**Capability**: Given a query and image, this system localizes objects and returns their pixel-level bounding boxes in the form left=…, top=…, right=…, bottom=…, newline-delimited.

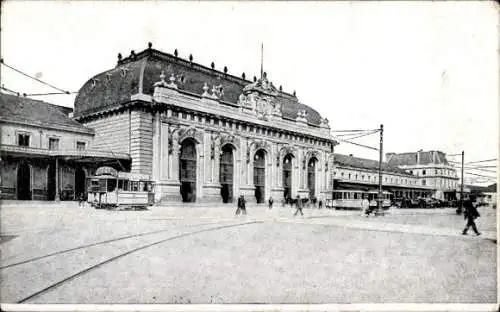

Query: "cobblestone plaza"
left=1, top=203, right=496, bottom=304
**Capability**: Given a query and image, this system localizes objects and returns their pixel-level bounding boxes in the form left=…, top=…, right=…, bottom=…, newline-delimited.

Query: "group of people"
left=235, top=194, right=316, bottom=216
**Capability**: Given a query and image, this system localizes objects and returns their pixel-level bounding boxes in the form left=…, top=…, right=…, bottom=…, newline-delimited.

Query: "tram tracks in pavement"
left=0, top=220, right=233, bottom=270
left=5, top=220, right=262, bottom=304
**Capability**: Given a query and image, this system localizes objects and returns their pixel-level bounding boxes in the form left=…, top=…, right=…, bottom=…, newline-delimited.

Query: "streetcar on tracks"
left=366, top=190, right=392, bottom=210
left=87, top=166, right=155, bottom=210
left=326, top=189, right=392, bottom=210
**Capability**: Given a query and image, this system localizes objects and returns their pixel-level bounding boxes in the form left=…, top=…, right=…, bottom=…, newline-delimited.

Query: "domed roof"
left=74, top=47, right=323, bottom=126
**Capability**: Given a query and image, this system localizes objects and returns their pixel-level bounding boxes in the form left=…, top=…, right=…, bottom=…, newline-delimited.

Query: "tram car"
left=366, top=190, right=392, bottom=210
left=329, top=190, right=365, bottom=210
left=326, top=189, right=393, bottom=210
left=87, top=166, right=155, bottom=210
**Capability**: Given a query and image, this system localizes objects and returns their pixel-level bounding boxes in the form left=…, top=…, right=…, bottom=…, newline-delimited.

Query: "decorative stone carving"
left=210, top=84, right=224, bottom=99
left=154, top=71, right=168, bottom=88
left=247, top=139, right=271, bottom=163
left=239, top=74, right=282, bottom=121
left=296, top=109, right=308, bottom=123
left=220, top=132, right=240, bottom=148
left=168, top=127, right=180, bottom=155
left=320, top=117, right=330, bottom=129
left=178, top=126, right=203, bottom=144
left=277, top=145, right=296, bottom=167
left=210, top=132, right=220, bottom=159
left=202, top=82, right=210, bottom=97
left=168, top=73, right=178, bottom=89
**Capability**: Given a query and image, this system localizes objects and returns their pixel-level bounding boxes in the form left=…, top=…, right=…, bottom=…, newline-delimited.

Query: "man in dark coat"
left=268, top=197, right=274, bottom=209
left=236, top=195, right=247, bottom=216
left=294, top=195, right=304, bottom=216
left=462, top=199, right=481, bottom=235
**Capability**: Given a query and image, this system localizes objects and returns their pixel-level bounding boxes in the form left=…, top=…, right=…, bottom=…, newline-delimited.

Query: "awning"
left=0, top=144, right=130, bottom=163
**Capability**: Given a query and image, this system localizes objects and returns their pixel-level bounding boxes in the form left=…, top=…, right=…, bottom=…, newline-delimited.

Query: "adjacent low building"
left=332, top=153, right=433, bottom=199
left=0, top=93, right=129, bottom=201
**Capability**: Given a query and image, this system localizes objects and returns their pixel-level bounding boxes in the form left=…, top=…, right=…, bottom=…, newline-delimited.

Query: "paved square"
left=0, top=202, right=497, bottom=303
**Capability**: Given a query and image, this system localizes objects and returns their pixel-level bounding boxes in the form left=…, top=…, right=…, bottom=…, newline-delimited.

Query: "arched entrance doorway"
left=75, top=167, right=86, bottom=199
left=220, top=144, right=234, bottom=203
left=253, top=149, right=266, bottom=204
left=17, top=163, right=31, bottom=200
left=179, top=139, right=197, bottom=202
left=307, top=157, right=317, bottom=200
left=283, top=154, right=293, bottom=202
left=47, top=164, right=56, bottom=200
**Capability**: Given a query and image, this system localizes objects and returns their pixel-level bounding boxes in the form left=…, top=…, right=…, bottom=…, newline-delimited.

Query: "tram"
left=328, top=190, right=365, bottom=210
left=87, top=166, right=155, bottom=210
left=366, top=190, right=392, bottom=210
left=326, top=189, right=392, bottom=210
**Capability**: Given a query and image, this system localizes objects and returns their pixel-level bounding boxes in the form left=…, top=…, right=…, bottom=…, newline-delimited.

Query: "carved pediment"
left=178, top=126, right=203, bottom=144
left=220, top=133, right=240, bottom=147
left=242, top=74, right=279, bottom=96
left=239, top=74, right=282, bottom=121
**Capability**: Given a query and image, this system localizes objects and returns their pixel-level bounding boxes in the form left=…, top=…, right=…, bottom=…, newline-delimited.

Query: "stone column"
left=152, top=113, right=161, bottom=181
left=55, top=158, right=60, bottom=202
left=160, top=122, right=169, bottom=180
left=155, top=125, right=181, bottom=203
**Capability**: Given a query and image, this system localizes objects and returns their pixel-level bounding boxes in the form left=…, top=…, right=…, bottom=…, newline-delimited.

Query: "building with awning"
left=332, top=153, right=434, bottom=199
left=0, top=93, right=130, bottom=200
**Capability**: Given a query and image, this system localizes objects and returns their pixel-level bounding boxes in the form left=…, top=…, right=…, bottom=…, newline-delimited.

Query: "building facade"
left=332, top=153, right=433, bottom=199
left=0, top=93, right=129, bottom=201
left=386, top=150, right=459, bottom=200
left=73, top=45, right=337, bottom=204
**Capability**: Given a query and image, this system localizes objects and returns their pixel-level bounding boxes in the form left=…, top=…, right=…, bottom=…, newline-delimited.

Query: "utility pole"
left=377, top=124, right=384, bottom=215
left=459, top=150, right=464, bottom=214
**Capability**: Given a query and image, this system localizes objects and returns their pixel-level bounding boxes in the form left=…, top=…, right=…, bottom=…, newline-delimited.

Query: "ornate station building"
left=73, top=44, right=337, bottom=204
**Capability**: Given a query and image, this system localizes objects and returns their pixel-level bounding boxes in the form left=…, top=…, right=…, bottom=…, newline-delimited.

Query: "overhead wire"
left=0, top=85, right=22, bottom=95
left=463, top=172, right=497, bottom=179
left=1, top=58, right=71, bottom=94
left=26, top=92, right=78, bottom=96
left=466, top=159, right=497, bottom=165
left=331, top=128, right=380, bottom=133
left=342, top=130, right=379, bottom=141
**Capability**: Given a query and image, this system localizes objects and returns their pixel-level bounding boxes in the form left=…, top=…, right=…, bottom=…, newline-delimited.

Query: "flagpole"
left=260, top=43, right=264, bottom=79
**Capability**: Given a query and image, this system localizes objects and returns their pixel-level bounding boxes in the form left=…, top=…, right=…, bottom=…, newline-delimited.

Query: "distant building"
left=332, top=153, right=433, bottom=199
left=0, top=93, right=128, bottom=201
left=483, top=183, right=497, bottom=206
left=386, top=150, right=459, bottom=200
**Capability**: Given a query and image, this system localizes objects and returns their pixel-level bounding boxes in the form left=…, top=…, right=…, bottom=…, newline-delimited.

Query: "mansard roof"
left=0, top=92, right=92, bottom=133
left=74, top=46, right=322, bottom=126
left=386, top=150, right=450, bottom=166
left=334, top=153, right=412, bottom=175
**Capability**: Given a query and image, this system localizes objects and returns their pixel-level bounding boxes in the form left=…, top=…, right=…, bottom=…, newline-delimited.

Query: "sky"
left=1, top=1, right=498, bottom=185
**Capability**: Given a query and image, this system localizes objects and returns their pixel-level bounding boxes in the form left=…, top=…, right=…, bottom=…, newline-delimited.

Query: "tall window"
left=49, top=138, right=59, bottom=150
left=77, top=141, right=86, bottom=150
left=18, top=133, right=30, bottom=147
left=422, top=170, right=426, bottom=175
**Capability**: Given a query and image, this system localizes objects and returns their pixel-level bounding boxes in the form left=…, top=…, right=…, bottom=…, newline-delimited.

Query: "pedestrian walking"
left=318, top=198, right=323, bottom=209
left=268, top=197, right=274, bottom=209
left=236, top=195, right=247, bottom=216
left=462, top=198, right=481, bottom=236
left=78, top=193, right=85, bottom=208
left=294, top=195, right=304, bottom=216
left=361, top=195, right=370, bottom=216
